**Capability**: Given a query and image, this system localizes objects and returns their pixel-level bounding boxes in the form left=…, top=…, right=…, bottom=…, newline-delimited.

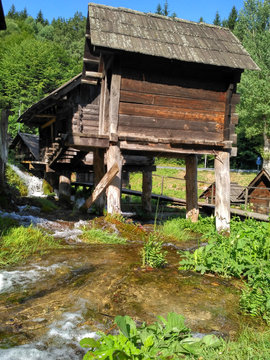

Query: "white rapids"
left=9, top=164, right=44, bottom=197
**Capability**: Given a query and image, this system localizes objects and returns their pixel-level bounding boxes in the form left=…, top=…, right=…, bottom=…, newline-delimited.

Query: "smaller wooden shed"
left=10, top=132, right=39, bottom=162
left=238, top=169, right=270, bottom=215
left=199, top=182, right=244, bottom=205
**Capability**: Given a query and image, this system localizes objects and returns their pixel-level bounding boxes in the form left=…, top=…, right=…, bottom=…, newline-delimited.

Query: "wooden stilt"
left=93, top=148, right=106, bottom=214
left=106, top=143, right=122, bottom=214
left=59, top=172, right=71, bottom=202
left=215, top=151, right=230, bottom=234
left=142, top=170, right=152, bottom=215
left=185, top=155, right=199, bottom=222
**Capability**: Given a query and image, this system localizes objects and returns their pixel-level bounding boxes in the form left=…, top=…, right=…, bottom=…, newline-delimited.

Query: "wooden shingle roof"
left=88, top=3, right=259, bottom=71
left=10, top=132, right=39, bottom=160
left=238, top=169, right=270, bottom=199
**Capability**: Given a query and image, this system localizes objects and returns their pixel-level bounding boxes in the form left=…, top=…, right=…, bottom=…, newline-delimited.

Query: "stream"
left=0, top=167, right=262, bottom=359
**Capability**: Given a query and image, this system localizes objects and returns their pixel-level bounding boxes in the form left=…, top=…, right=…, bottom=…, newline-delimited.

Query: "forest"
left=0, top=0, right=269, bottom=170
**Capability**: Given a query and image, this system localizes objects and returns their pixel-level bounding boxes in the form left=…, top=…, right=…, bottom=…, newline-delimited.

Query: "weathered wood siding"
left=118, top=69, right=228, bottom=143
left=72, top=103, right=99, bottom=135
left=250, top=180, right=270, bottom=215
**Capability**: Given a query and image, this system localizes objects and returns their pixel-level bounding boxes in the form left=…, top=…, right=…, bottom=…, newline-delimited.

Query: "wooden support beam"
left=185, top=155, right=199, bottom=222
left=142, top=170, right=152, bottom=215
left=59, top=172, right=71, bottom=202
left=85, top=71, right=104, bottom=79
left=106, top=143, right=123, bottom=214
left=215, top=151, right=230, bottom=234
left=109, top=68, right=121, bottom=137
left=41, top=117, right=56, bottom=129
left=84, top=162, right=119, bottom=209
left=93, top=148, right=106, bottom=214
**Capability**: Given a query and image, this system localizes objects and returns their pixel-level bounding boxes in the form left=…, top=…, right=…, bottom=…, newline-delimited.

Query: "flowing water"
left=0, top=171, right=263, bottom=359
left=9, top=165, right=44, bottom=197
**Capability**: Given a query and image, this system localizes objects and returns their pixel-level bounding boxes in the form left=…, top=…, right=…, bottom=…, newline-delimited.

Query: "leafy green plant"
left=141, top=233, right=167, bottom=268
left=179, top=218, right=270, bottom=322
left=80, top=312, right=221, bottom=359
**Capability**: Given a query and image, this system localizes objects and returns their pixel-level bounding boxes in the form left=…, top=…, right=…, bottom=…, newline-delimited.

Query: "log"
left=84, top=162, right=119, bottom=209
left=59, top=173, right=71, bottom=202
left=185, top=155, right=199, bottom=222
left=109, top=69, right=121, bottom=136
left=142, top=170, right=152, bottom=215
left=215, top=151, right=230, bottom=233
left=106, top=143, right=123, bottom=214
left=93, top=148, right=106, bottom=214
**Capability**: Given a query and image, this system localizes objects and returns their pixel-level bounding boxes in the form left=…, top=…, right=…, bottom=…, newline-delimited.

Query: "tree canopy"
left=0, top=5, right=86, bottom=136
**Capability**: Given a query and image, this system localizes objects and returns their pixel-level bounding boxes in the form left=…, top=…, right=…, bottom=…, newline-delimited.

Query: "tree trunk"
left=185, top=155, right=199, bottom=222
left=106, top=143, right=123, bottom=214
left=215, top=151, right=230, bottom=234
left=263, top=133, right=270, bottom=173
left=0, top=110, right=8, bottom=190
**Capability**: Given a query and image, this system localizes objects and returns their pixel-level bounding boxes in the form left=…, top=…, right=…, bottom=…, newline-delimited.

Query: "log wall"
left=119, top=74, right=227, bottom=143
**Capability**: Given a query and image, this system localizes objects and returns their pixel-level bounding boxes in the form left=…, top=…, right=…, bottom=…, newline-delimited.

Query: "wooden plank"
left=119, top=102, right=225, bottom=124
left=121, top=78, right=226, bottom=102
left=84, top=162, right=119, bottom=209
left=41, top=117, right=56, bottom=129
left=109, top=70, right=121, bottom=136
left=81, top=79, right=98, bottom=85
left=119, top=114, right=223, bottom=133
left=223, top=84, right=234, bottom=141
left=119, top=129, right=222, bottom=142
left=120, top=90, right=226, bottom=112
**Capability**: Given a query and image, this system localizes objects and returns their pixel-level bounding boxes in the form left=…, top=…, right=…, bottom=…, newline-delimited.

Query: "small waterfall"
left=9, top=164, right=44, bottom=197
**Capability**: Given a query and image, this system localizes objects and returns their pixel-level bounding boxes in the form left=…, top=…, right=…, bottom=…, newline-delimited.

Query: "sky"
left=2, top=0, right=245, bottom=25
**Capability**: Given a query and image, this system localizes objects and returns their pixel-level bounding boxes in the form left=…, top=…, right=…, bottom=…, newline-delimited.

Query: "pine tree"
left=227, top=6, right=238, bottom=30
left=213, top=11, right=221, bottom=26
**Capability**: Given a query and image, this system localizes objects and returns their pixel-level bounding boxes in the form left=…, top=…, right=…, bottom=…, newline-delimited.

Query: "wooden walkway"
left=122, top=188, right=269, bottom=222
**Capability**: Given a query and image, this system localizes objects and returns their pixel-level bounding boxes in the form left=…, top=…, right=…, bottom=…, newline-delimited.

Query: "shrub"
left=141, top=233, right=167, bottom=268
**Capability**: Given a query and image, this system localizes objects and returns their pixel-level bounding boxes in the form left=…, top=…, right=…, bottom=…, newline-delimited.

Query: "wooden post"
left=106, top=60, right=122, bottom=214
left=93, top=148, right=106, bottom=214
left=185, top=155, right=199, bottom=222
left=0, top=110, right=8, bottom=190
left=244, top=188, right=248, bottom=210
left=106, top=143, right=123, bottom=214
left=214, top=151, right=230, bottom=234
left=59, top=172, right=71, bottom=202
left=142, top=170, right=152, bottom=215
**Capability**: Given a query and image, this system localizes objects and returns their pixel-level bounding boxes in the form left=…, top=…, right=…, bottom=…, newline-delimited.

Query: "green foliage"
left=0, top=216, right=19, bottom=236
left=213, top=11, right=221, bottom=26
left=0, top=225, right=61, bottom=267
left=80, top=227, right=126, bottom=245
left=5, top=164, right=28, bottom=196
left=80, top=312, right=221, bottom=359
left=0, top=5, right=85, bottom=137
left=141, top=233, right=167, bottom=268
left=234, top=0, right=270, bottom=167
left=179, top=217, right=270, bottom=322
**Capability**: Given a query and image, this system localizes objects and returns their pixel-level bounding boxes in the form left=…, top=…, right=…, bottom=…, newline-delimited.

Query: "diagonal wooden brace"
left=83, top=162, right=119, bottom=209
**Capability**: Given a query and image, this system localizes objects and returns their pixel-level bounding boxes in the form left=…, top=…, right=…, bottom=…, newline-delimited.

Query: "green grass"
left=0, top=225, right=62, bottom=267
left=195, top=328, right=270, bottom=360
left=80, top=227, right=126, bottom=244
left=5, top=165, right=28, bottom=196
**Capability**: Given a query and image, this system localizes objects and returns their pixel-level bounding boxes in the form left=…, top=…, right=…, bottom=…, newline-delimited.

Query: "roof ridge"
left=88, top=2, right=230, bottom=31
